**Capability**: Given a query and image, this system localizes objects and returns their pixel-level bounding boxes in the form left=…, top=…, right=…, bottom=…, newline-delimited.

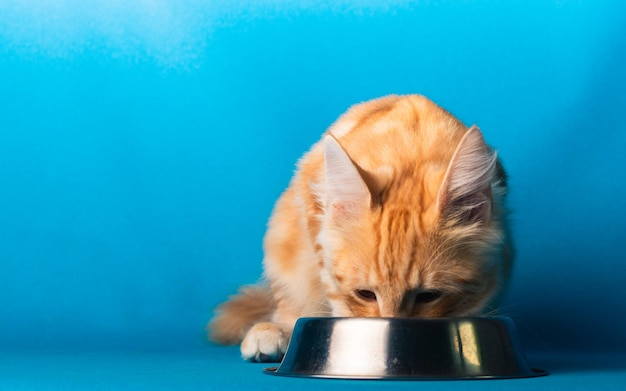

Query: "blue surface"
left=1, top=348, right=625, bottom=390
left=1, top=1, right=625, bottom=389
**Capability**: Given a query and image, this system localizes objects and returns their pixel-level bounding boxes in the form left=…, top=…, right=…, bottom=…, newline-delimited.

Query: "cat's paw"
left=240, top=322, right=290, bottom=362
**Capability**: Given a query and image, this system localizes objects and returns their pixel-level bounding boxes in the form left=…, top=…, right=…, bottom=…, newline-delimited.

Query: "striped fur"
left=208, top=95, right=512, bottom=361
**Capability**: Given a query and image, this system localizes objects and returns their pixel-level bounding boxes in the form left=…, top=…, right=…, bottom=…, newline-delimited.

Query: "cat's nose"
left=377, top=301, right=400, bottom=317
left=391, top=308, right=413, bottom=318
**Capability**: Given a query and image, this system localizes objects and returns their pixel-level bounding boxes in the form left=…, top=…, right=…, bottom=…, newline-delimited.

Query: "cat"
left=208, top=94, right=512, bottom=362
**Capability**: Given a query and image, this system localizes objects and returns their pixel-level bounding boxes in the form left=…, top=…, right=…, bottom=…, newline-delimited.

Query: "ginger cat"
left=209, top=95, right=512, bottom=362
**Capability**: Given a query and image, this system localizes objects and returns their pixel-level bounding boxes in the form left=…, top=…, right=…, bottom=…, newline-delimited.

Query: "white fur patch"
left=240, top=322, right=289, bottom=362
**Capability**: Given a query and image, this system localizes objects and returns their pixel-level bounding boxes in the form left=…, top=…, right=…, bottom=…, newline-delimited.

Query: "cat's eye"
left=355, top=289, right=377, bottom=302
left=415, top=290, right=442, bottom=304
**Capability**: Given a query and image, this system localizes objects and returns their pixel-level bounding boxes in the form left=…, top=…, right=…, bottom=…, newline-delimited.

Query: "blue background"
left=1, top=1, right=625, bottom=389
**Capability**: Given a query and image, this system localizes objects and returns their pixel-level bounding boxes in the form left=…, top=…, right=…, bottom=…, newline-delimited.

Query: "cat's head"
left=316, top=104, right=509, bottom=318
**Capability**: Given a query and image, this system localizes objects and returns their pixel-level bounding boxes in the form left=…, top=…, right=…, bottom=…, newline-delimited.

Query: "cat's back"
left=298, top=95, right=470, bottom=195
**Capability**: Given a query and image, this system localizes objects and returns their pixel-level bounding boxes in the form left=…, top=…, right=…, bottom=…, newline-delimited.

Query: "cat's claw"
left=241, top=322, right=289, bottom=363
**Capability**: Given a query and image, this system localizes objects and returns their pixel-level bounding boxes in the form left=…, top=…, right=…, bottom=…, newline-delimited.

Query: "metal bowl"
left=264, top=317, right=546, bottom=380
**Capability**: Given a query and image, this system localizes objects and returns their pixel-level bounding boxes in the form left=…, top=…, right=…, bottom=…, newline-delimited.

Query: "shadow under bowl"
left=264, top=316, right=546, bottom=380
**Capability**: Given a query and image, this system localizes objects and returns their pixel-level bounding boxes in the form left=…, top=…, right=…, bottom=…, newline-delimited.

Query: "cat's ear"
left=323, top=135, right=371, bottom=219
left=437, top=125, right=497, bottom=224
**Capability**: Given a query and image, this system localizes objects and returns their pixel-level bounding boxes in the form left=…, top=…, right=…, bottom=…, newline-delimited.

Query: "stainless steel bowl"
left=264, top=317, right=546, bottom=380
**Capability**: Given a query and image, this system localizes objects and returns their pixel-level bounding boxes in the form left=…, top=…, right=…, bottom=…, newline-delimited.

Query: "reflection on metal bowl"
left=264, top=317, right=546, bottom=380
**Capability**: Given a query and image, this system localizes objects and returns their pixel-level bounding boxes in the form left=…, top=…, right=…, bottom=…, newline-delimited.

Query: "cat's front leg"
left=240, top=322, right=291, bottom=362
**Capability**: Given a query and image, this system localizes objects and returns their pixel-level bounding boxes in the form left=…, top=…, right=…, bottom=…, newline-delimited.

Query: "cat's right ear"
left=323, top=135, right=371, bottom=220
left=436, top=125, right=497, bottom=224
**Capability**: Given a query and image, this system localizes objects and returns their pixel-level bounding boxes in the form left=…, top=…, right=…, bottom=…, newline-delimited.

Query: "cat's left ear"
left=323, top=135, right=372, bottom=220
left=437, top=125, right=497, bottom=224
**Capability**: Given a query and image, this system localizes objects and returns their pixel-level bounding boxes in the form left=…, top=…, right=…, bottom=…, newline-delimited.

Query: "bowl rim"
left=263, top=366, right=548, bottom=380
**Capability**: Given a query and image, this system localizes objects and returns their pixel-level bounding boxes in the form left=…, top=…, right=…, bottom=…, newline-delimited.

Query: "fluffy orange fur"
left=209, top=95, right=512, bottom=361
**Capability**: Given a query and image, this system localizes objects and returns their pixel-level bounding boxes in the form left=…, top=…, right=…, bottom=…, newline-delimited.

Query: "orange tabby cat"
left=209, top=95, right=512, bottom=362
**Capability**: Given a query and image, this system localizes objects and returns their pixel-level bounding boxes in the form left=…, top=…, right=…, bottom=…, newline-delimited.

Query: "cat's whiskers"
left=305, top=298, right=334, bottom=317
left=484, top=302, right=522, bottom=317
